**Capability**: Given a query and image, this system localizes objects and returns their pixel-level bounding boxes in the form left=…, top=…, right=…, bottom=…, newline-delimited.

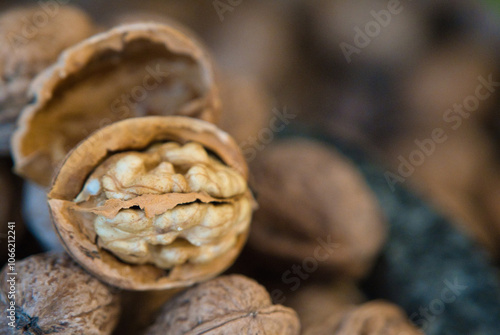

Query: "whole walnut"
left=145, top=274, right=300, bottom=335
left=249, top=138, right=386, bottom=279
left=0, top=5, right=97, bottom=154
left=0, top=252, right=121, bottom=335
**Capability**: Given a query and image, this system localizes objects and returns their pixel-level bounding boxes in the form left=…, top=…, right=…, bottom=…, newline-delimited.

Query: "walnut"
left=328, top=301, right=423, bottom=335
left=249, top=138, right=386, bottom=279
left=12, top=21, right=220, bottom=187
left=0, top=252, right=120, bottom=335
left=145, top=274, right=300, bottom=335
left=0, top=5, right=96, bottom=154
left=48, top=116, right=254, bottom=290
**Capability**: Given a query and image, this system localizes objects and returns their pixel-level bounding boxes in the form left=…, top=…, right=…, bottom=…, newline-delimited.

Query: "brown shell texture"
left=0, top=252, right=121, bottom=335
left=48, top=116, right=253, bottom=290
left=0, top=5, right=96, bottom=154
left=328, top=301, right=423, bottom=335
left=218, top=73, right=272, bottom=145
left=12, top=21, right=220, bottom=186
left=286, top=281, right=365, bottom=334
left=145, top=274, right=300, bottom=335
left=249, top=138, right=387, bottom=279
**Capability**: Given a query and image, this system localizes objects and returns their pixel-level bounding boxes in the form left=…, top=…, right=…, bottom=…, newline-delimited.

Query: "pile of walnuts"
left=0, top=4, right=423, bottom=335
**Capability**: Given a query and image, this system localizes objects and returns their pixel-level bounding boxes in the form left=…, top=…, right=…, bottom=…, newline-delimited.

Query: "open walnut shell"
left=48, top=116, right=253, bottom=290
left=12, top=22, right=220, bottom=187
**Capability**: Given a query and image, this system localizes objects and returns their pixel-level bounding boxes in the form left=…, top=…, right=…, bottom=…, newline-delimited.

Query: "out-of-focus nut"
left=0, top=5, right=96, bottom=154
left=145, top=274, right=300, bottom=335
left=249, top=138, right=386, bottom=279
left=330, top=301, right=423, bottom=335
left=286, top=281, right=365, bottom=334
left=48, top=116, right=254, bottom=290
left=218, top=74, right=273, bottom=145
left=12, top=22, right=220, bottom=186
left=385, top=125, right=500, bottom=256
left=0, top=252, right=121, bottom=335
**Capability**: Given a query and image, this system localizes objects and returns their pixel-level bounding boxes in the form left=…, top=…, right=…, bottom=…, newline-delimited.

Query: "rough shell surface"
left=145, top=274, right=300, bottom=335
left=0, top=252, right=120, bottom=335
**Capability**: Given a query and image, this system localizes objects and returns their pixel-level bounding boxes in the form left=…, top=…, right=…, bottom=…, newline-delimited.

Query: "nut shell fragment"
left=12, top=22, right=220, bottom=186
left=145, top=274, right=300, bottom=335
left=48, top=116, right=252, bottom=290
left=0, top=252, right=120, bottom=335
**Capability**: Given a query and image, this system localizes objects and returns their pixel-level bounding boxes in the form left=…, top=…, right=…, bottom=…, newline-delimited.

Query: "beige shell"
left=0, top=5, right=96, bottom=154
left=249, top=138, right=386, bottom=279
left=145, top=274, right=300, bottom=335
left=48, top=116, right=253, bottom=290
left=0, top=252, right=121, bottom=335
left=12, top=22, right=220, bottom=187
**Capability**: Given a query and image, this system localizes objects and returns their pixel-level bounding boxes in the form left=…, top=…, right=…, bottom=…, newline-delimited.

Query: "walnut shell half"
left=12, top=22, right=220, bottom=187
left=48, top=116, right=253, bottom=290
left=145, top=274, right=300, bottom=335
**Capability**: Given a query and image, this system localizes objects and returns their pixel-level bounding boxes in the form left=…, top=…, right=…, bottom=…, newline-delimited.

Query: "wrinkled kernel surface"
left=74, top=142, right=250, bottom=268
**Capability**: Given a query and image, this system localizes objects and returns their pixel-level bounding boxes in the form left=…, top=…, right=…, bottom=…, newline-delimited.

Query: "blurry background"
left=1, top=0, right=500, bottom=272
left=1, top=0, right=500, bottom=263
left=0, top=1, right=499, bottom=333
left=30, top=0, right=500, bottom=259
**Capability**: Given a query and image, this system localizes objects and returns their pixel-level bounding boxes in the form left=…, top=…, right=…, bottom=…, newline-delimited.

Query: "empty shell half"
left=12, top=22, right=220, bottom=186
